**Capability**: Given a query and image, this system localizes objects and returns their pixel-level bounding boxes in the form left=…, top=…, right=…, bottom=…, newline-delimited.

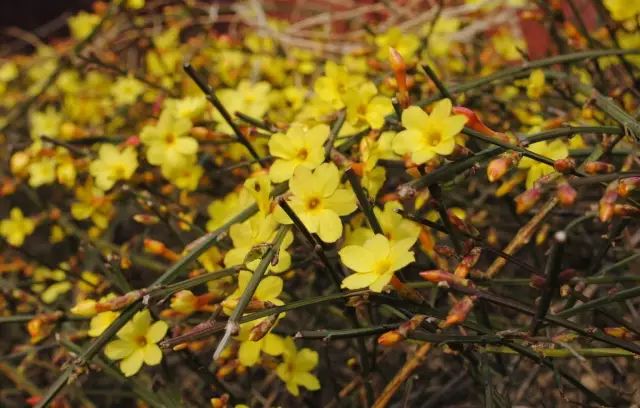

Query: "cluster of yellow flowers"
left=1, top=0, right=639, bottom=406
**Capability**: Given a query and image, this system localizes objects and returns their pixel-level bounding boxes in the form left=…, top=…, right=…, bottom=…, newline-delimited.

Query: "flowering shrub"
left=1, top=0, right=640, bottom=407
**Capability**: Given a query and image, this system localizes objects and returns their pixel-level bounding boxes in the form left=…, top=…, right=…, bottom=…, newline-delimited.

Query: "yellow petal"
left=315, top=163, right=340, bottom=197
left=363, top=234, right=390, bottom=258
left=430, top=98, right=452, bottom=121
left=255, top=275, right=283, bottom=301
left=268, top=132, right=295, bottom=159
left=295, top=372, right=321, bottom=391
left=289, top=166, right=313, bottom=197
left=339, top=245, right=375, bottom=272
left=263, top=334, right=285, bottom=356
left=105, top=339, right=135, bottom=360
left=401, top=106, right=429, bottom=130
left=392, top=129, right=422, bottom=155
left=323, top=189, right=357, bottom=215
left=341, top=271, right=379, bottom=290
left=316, top=209, right=343, bottom=243
left=120, top=348, right=144, bottom=377
left=294, top=348, right=318, bottom=372
left=143, top=344, right=163, bottom=365
left=369, top=272, right=394, bottom=292
left=269, top=159, right=298, bottom=183
left=145, top=320, right=168, bottom=343
left=238, top=340, right=262, bottom=366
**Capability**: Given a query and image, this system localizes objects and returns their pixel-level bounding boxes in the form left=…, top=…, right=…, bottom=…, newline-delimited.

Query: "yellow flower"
left=126, top=0, right=145, bottom=9
left=206, top=191, right=251, bottom=232
left=71, top=181, right=113, bottom=229
left=268, top=123, right=329, bottom=183
left=0, top=208, right=35, bottom=246
left=313, top=61, right=364, bottom=110
left=224, top=214, right=293, bottom=273
left=30, top=106, right=62, bottom=140
left=274, top=163, right=357, bottom=243
left=343, top=81, right=392, bottom=130
left=89, top=144, right=138, bottom=191
left=166, top=96, right=207, bottom=120
left=31, top=266, right=72, bottom=304
left=604, top=0, right=640, bottom=21
left=222, top=270, right=284, bottom=315
left=526, top=69, right=546, bottom=99
left=111, top=75, right=145, bottom=106
left=339, top=234, right=415, bottom=292
left=276, top=337, right=321, bottom=396
left=140, top=108, right=198, bottom=171
left=216, top=81, right=271, bottom=134
left=28, top=157, right=57, bottom=187
left=244, top=173, right=272, bottom=215
left=518, top=140, right=568, bottom=188
left=68, top=11, right=100, bottom=41
left=375, top=27, right=420, bottom=61
left=104, top=309, right=168, bottom=377
left=392, top=100, right=467, bottom=164
left=235, top=325, right=285, bottom=367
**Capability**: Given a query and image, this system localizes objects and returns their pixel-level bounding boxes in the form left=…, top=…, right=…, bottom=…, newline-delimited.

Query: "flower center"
left=297, top=148, right=308, bottom=160
left=426, top=130, right=441, bottom=146
left=135, top=335, right=147, bottom=347
left=373, top=259, right=391, bottom=275
left=166, top=132, right=176, bottom=145
left=306, top=197, right=321, bottom=211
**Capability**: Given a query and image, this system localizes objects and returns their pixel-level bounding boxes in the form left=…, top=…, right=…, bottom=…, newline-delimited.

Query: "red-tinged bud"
left=599, top=183, right=618, bottom=222
left=530, top=274, right=546, bottom=289
left=210, top=394, right=230, bottom=408
left=584, top=161, right=615, bottom=174
left=604, top=327, right=636, bottom=340
left=613, top=204, right=640, bottom=217
left=556, top=182, right=577, bottom=207
left=434, top=245, right=456, bottom=258
left=419, top=270, right=469, bottom=286
left=389, top=47, right=409, bottom=108
left=448, top=212, right=479, bottom=237
left=553, top=158, right=576, bottom=174
left=514, top=187, right=542, bottom=214
left=618, top=177, right=640, bottom=197
left=124, top=135, right=140, bottom=146
left=447, top=144, right=473, bottom=160
left=441, top=296, right=476, bottom=328
left=133, top=214, right=160, bottom=225
left=249, top=313, right=279, bottom=341
left=487, top=157, right=510, bottom=183
left=144, top=238, right=179, bottom=261
left=455, top=247, right=481, bottom=278
left=558, top=268, right=577, bottom=284
left=378, top=330, right=405, bottom=346
left=452, top=106, right=511, bottom=142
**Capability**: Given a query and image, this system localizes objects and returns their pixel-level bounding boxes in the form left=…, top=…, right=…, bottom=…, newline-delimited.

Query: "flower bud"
left=584, top=161, right=615, bottom=174
left=441, top=296, right=476, bottom=328
left=514, top=187, right=541, bottom=214
left=377, top=330, right=405, bottom=346
left=556, top=182, right=577, bottom=207
left=613, top=204, right=640, bottom=217
left=487, top=157, right=510, bottom=183
left=71, top=299, right=98, bottom=317
left=133, top=213, right=160, bottom=225
left=553, top=158, right=575, bottom=174
left=419, top=269, right=469, bottom=286
left=599, top=183, right=618, bottom=222
left=618, top=177, right=640, bottom=197
left=249, top=313, right=279, bottom=341
left=389, top=47, right=409, bottom=108
left=454, top=247, right=481, bottom=279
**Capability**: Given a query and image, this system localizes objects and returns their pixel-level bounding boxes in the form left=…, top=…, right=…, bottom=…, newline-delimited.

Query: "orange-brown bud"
left=441, top=296, right=476, bottom=328
left=377, top=330, right=405, bottom=346
left=584, top=161, right=615, bottom=174
left=604, top=327, right=636, bottom=340
left=133, top=214, right=160, bottom=225
left=553, top=158, right=576, bottom=174
left=419, top=269, right=469, bottom=286
left=515, top=187, right=542, bottom=214
left=454, top=247, right=481, bottom=278
left=613, top=204, right=640, bottom=217
left=248, top=313, right=279, bottom=341
left=618, top=177, right=640, bottom=197
left=487, top=157, right=510, bottom=183
left=556, top=182, right=577, bottom=207
left=599, top=182, right=618, bottom=222
left=144, top=238, right=179, bottom=261
left=389, top=47, right=409, bottom=108
left=434, top=245, right=456, bottom=258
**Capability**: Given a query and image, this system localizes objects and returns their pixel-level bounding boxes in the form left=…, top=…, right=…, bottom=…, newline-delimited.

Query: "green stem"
left=213, top=225, right=290, bottom=359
